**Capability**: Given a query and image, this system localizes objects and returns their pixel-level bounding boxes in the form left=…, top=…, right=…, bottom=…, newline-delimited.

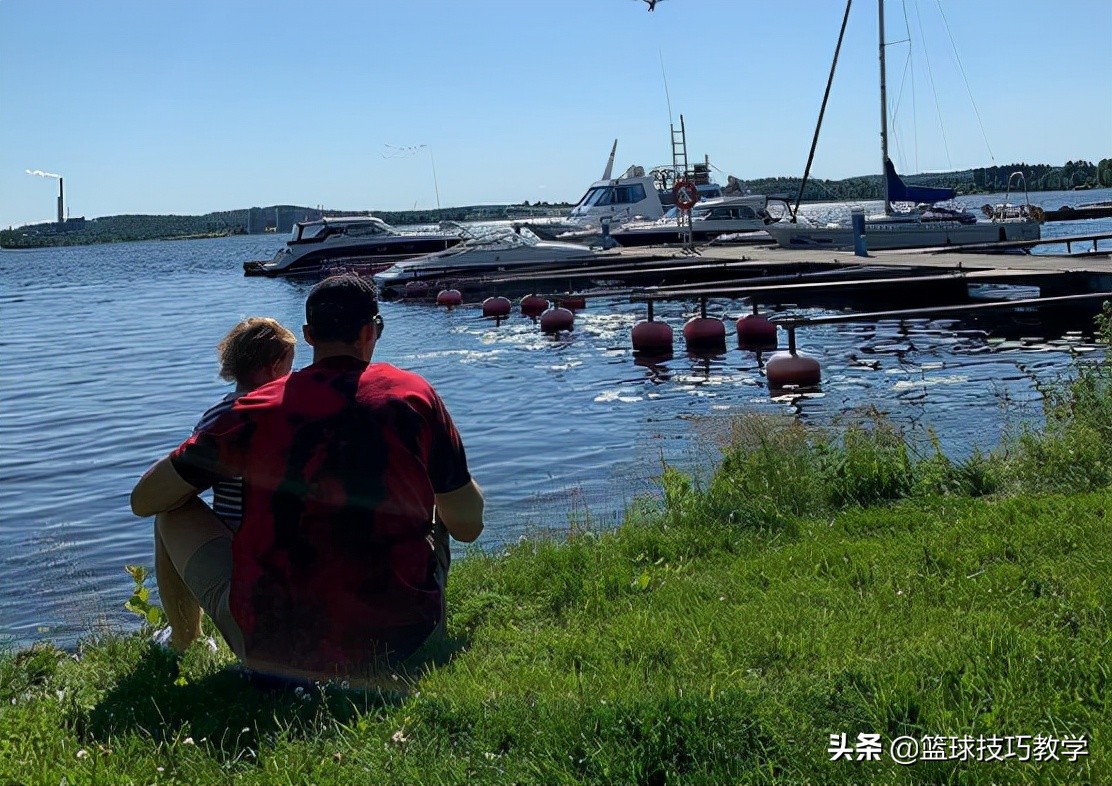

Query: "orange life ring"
left=673, top=179, right=700, bottom=211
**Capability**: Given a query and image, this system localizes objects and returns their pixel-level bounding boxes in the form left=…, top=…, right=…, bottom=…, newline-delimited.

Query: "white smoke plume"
left=26, top=169, right=62, bottom=179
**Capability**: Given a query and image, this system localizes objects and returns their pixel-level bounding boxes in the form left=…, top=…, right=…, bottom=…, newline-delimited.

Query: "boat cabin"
left=287, top=216, right=397, bottom=245
left=568, top=168, right=662, bottom=224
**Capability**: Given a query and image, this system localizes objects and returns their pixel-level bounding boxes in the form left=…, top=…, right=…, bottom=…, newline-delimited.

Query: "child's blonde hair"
left=216, top=317, right=296, bottom=385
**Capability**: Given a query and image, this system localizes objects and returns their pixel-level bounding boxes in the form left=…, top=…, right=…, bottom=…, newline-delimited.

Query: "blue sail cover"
left=884, top=158, right=955, bottom=204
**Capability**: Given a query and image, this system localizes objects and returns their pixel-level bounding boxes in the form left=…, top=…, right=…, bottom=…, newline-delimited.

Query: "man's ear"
left=302, top=324, right=315, bottom=346
left=359, top=321, right=376, bottom=345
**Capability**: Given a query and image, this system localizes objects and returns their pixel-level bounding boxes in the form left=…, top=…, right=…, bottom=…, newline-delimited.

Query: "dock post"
left=852, top=208, right=868, bottom=257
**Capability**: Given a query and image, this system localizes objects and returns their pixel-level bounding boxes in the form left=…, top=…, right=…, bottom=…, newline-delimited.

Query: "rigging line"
left=658, top=48, right=674, bottom=127
left=915, top=0, right=952, bottom=170
left=793, top=0, right=853, bottom=220
left=903, top=0, right=919, bottom=172
left=935, top=0, right=994, bottom=164
left=890, top=51, right=913, bottom=172
left=888, top=3, right=913, bottom=173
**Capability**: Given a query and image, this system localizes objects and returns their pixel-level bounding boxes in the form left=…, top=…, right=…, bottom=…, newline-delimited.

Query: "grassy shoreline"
left=3, top=314, right=1109, bottom=784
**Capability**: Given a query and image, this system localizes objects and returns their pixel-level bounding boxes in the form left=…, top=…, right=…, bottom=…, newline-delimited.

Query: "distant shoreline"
left=3, top=160, right=1109, bottom=250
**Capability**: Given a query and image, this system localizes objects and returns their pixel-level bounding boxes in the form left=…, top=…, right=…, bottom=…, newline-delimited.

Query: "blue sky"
left=1, top=0, right=1109, bottom=228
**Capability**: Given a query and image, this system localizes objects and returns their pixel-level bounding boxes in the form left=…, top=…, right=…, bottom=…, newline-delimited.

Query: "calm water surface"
left=1, top=188, right=1109, bottom=648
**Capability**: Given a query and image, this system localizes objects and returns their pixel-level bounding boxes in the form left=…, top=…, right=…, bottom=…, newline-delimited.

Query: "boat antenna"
left=601, top=139, right=618, bottom=180
left=659, top=48, right=674, bottom=125
left=793, top=0, right=853, bottom=221
left=428, top=147, right=442, bottom=212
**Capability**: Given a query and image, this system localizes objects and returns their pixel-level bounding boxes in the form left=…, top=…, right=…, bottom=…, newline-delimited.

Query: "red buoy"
left=632, top=320, right=674, bottom=353
left=539, top=306, right=574, bottom=334
left=736, top=313, right=778, bottom=350
left=520, top=294, right=549, bottom=318
left=482, top=296, right=512, bottom=318
left=683, top=317, right=727, bottom=351
left=436, top=289, right=463, bottom=307
left=765, top=351, right=821, bottom=389
left=404, top=280, right=430, bottom=299
left=558, top=295, right=587, bottom=311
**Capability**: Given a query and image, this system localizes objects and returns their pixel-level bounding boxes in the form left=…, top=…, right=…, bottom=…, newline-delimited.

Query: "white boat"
left=243, top=216, right=462, bottom=278
left=373, top=227, right=602, bottom=295
left=611, top=195, right=779, bottom=247
left=518, top=137, right=725, bottom=244
left=768, top=0, right=1041, bottom=252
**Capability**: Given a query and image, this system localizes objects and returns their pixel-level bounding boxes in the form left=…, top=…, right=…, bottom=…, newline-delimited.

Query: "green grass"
left=3, top=310, right=1110, bottom=785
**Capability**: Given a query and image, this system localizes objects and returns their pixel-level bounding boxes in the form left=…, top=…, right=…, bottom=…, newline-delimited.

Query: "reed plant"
left=2, top=304, right=1109, bottom=784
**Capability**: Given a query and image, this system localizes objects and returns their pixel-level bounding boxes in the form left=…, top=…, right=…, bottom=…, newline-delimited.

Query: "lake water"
left=1, top=188, right=1109, bottom=649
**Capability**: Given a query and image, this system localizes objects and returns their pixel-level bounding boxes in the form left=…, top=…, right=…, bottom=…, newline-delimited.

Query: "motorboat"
left=516, top=136, right=726, bottom=245
left=611, top=195, right=779, bottom=247
left=242, top=216, right=462, bottom=277
left=768, top=0, right=1041, bottom=252
left=373, top=227, right=603, bottom=296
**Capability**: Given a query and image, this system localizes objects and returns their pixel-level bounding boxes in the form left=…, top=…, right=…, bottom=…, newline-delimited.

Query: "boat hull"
left=766, top=219, right=1040, bottom=251
left=244, top=236, right=461, bottom=278
left=612, top=225, right=770, bottom=247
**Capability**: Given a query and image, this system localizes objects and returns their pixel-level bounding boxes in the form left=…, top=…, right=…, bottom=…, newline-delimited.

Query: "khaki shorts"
left=182, top=534, right=246, bottom=657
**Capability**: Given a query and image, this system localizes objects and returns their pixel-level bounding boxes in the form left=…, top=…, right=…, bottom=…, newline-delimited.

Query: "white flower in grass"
left=75, top=749, right=89, bottom=759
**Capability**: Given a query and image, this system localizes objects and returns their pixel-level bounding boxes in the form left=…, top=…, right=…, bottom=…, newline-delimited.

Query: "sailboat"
left=766, top=0, right=1042, bottom=252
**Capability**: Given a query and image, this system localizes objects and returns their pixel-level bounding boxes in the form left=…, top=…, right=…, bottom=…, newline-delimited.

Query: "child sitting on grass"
left=154, top=317, right=296, bottom=651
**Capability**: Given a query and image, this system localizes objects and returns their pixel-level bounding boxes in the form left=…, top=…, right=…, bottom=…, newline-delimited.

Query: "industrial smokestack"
left=26, top=169, right=65, bottom=224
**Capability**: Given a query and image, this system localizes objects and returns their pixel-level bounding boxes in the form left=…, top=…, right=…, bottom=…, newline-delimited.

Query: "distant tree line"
left=974, top=159, right=1112, bottom=191
left=741, top=159, right=1111, bottom=203
left=2, top=159, right=1107, bottom=248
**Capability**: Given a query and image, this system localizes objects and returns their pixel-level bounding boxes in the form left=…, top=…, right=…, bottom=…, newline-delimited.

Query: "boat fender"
left=766, top=351, right=822, bottom=390
left=632, top=320, right=674, bottom=353
left=520, top=294, right=549, bottom=318
left=436, top=289, right=463, bottom=307
left=482, top=296, right=512, bottom=318
left=736, top=314, right=778, bottom=350
left=539, top=307, right=574, bottom=334
left=682, top=317, right=726, bottom=351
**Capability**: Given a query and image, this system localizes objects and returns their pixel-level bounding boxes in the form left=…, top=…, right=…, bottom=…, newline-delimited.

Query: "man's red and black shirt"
left=171, top=356, right=471, bottom=674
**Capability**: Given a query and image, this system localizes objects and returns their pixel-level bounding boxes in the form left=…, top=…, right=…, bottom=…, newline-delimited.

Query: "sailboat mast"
left=879, top=0, right=891, bottom=214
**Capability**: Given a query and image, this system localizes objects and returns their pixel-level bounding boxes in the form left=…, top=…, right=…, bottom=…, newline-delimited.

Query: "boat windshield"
left=338, top=220, right=393, bottom=237
left=291, top=218, right=396, bottom=242
left=573, top=183, right=648, bottom=209
left=456, top=228, right=538, bottom=249
left=292, top=222, right=328, bottom=242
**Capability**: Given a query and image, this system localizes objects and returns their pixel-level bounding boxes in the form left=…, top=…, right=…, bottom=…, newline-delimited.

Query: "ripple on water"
left=2, top=215, right=1110, bottom=646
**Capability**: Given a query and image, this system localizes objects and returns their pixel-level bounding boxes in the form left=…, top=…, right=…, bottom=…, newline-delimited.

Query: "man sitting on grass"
left=131, top=275, right=483, bottom=684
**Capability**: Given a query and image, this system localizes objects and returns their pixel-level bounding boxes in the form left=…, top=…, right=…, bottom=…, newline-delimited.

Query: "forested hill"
left=744, top=158, right=1112, bottom=203
left=2, top=159, right=1108, bottom=249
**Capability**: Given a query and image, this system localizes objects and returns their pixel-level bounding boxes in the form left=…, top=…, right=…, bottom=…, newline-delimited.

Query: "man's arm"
left=131, top=456, right=200, bottom=517
left=434, top=479, right=484, bottom=543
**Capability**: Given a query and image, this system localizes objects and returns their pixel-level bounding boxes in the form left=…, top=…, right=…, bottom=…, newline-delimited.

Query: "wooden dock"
left=394, top=230, right=1112, bottom=319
